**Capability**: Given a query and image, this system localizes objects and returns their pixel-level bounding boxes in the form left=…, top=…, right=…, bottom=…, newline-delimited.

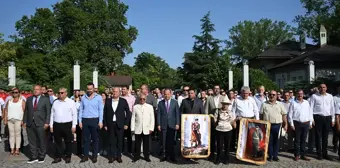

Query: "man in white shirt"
left=288, top=90, right=312, bottom=161
left=177, top=86, right=189, bottom=107
left=131, top=94, right=154, bottom=162
left=232, top=86, right=259, bottom=120
left=254, top=85, right=268, bottom=111
left=50, top=88, right=77, bottom=164
left=309, top=83, right=334, bottom=160
left=281, top=91, right=293, bottom=152
left=231, top=86, right=258, bottom=153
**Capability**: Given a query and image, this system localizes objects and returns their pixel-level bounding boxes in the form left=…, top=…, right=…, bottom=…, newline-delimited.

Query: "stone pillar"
left=93, top=67, right=98, bottom=88
left=8, top=61, right=16, bottom=86
left=228, top=68, right=233, bottom=90
left=73, top=60, right=80, bottom=90
left=243, top=60, right=249, bottom=87
left=308, top=60, right=315, bottom=83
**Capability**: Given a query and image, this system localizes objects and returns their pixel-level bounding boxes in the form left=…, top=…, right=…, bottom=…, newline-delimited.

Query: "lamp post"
left=93, top=67, right=98, bottom=88
left=228, top=67, right=233, bottom=90
left=243, top=60, right=249, bottom=87
left=73, top=60, right=80, bottom=90
left=8, top=61, right=16, bottom=86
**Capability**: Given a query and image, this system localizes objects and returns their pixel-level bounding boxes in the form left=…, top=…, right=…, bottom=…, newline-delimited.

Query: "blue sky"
left=0, top=0, right=306, bottom=68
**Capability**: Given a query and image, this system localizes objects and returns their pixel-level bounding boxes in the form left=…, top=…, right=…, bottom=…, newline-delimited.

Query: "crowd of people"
left=0, top=82, right=339, bottom=165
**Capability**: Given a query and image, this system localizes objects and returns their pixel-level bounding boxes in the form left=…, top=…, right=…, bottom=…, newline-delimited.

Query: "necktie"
left=166, top=101, right=170, bottom=112
left=33, top=96, right=38, bottom=110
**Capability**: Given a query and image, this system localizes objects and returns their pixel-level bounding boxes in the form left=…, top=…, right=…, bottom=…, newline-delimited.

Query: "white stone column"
left=243, top=60, right=249, bottom=87
left=93, top=67, right=98, bottom=88
left=228, top=68, right=233, bottom=90
left=308, top=60, right=315, bottom=83
left=8, top=61, right=16, bottom=86
left=73, top=60, right=80, bottom=90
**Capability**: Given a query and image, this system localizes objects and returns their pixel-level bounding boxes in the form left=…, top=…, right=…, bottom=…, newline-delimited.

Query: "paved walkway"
left=0, top=133, right=339, bottom=168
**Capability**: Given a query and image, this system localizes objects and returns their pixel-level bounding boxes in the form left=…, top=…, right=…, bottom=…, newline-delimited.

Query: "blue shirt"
left=78, top=93, right=104, bottom=124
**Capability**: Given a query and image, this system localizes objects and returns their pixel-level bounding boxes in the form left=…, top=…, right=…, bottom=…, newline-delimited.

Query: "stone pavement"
left=0, top=134, right=340, bottom=168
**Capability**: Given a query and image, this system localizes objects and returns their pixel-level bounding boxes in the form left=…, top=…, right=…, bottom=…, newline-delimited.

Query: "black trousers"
left=26, top=123, right=46, bottom=160
left=134, top=133, right=150, bottom=159
left=293, top=121, right=309, bottom=157
left=76, top=124, right=82, bottom=155
left=216, top=130, right=231, bottom=161
left=53, top=122, right=73, bottom=158
left=160, top=127, right=176, bottom=158
left=314, top=115, right=331, bottom=156
left=108, top=122, right=124, bottom=157
left=333, top=127, right=339, bottom=148
left=99, top=128, right=109, bottom=154
left=123, top=126, right=132, bottom=153
left=307, top=127, right=315, bottom=151
left=210, top=122, right=216, bottom=157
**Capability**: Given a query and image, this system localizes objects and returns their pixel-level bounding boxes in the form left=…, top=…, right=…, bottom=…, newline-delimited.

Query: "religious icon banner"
left=181, top=114, right=210, bottom=158
left=236, top=119, right=271, bottom=165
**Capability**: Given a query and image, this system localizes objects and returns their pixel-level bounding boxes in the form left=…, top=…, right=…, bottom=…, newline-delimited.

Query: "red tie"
left=33, top=96, right=38, bottom=110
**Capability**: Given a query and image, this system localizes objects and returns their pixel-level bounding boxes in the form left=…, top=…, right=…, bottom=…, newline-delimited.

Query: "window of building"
left=321, top=33, right=326, bottom=37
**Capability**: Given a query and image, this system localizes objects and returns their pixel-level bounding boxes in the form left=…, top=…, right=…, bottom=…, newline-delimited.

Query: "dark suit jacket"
left=180, top=98, right=204, bottom=114
left=157, top=99, right=180, bottom=130
left=23, top=95, right=51, bottom=127
left=103, top=97, right=131, bottom=129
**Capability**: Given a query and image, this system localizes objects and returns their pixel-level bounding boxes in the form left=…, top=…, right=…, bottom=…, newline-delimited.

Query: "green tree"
left=294, top=0, right=340, bottom=45
left=14, top=0, right=138, bottom=88
left=134, top=52, right=178, bottom=89
left=181, top=12, right=224, bottom=90
left=227, top=19, right=295, bottom=62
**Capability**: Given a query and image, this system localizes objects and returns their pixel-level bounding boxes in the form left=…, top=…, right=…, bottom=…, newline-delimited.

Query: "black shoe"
left=52, top=158, right=62, bottom=164
left=273, top=157, right=280, bottom=162
left=80, top=156, right=88, bottom=163
left=132, top=158, right=139, bottom=162
left=267, top=157, right=272, bottom=161
left=170, top=158, right=177, bottom=163
left=27, top=159, right=38, bottom=164
left=324, top=155, right=333, bottom=161
left=223, top=160, right=229, bottom=165
left=214, top=158, right=220, bottom=165
left=160, top=156, right=167, bottom=162
left=208, top=155, right=214, bottom=161
left=334, top=146, right=338, bottom=153
left=108, top=157, right=115, bottom=163
left=117, top=156, right=122, bottom=163
left=38, top=158, right=45, bottom=163
left=145, top=158, right=151, bottom=162
left=65, top=157, right=71, bottom=164
left=92, top=156, right=97, bottom=163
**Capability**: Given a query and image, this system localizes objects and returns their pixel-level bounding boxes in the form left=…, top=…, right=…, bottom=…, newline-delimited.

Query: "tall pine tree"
left=181, top=12, right=225, bottom=90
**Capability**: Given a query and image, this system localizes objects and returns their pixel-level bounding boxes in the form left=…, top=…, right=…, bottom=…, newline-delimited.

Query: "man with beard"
left=78, top=83, right=103, bottom=163
left=181, top=90, right=204, bottom=114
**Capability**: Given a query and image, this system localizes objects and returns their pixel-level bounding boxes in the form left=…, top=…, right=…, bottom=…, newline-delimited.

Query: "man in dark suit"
left=103, top=87, right=131, bottom=163
left=157, top=89, right=180, bottom=162
left=181, top=89, right=204, bottom=114
left=23, top=85, right=51, bottom=164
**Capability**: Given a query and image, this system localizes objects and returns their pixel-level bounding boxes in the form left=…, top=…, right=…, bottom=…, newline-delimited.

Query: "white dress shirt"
left=309, top=92, right=335, bottom=122
left=50, top=97, right=77, bottom=128
left=112, top=99, right=119, bottom=121
left=334, top=95, right=340, bottom=115
left=131, top=103, right=155, bottom=135
left=288, top=99, right=313, bottom=126
left=232, top=97, right=259, bottom=120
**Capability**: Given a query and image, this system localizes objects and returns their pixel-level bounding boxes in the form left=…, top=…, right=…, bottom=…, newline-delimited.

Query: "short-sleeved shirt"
left=0, top=98, right=4, bottom=116
left=260, top=101, right=287, bottom=124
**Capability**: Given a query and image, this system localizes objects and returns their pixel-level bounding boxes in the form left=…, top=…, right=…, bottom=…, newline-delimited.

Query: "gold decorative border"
left=236, top=118, right=271, bottom=165
left=181, top=114, right=211, bottom=158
